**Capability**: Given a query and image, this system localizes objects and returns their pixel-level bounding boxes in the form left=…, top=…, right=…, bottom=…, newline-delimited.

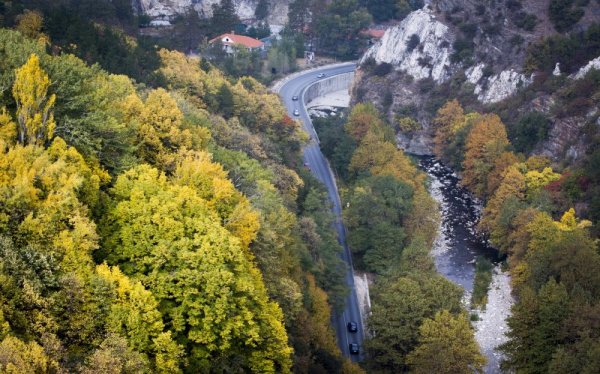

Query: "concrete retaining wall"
left=303, top=72, right=355, bottom=106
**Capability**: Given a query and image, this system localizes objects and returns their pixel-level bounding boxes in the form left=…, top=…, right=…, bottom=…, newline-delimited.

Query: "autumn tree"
left=15, top=10, right=49, bottom=44
left=134, top=88, right=192, bottom=171
left=102, top=165, right=293, bottom=372
left=0, top=336, right=58, bottom=373
left=486, top=151, right=520, bottom=196
left=344, top=103, right=389, bottom=142
left=173, top=151, right=260, bottom=248
left=12, top=54, right=56, bottom=146
left=462, top=114, right=510, bottom=198
left=433, top=99, right=465, bottom=160
left=480, top=165, right=526, bottom=234
left=407, top=310, right=486, bottom=374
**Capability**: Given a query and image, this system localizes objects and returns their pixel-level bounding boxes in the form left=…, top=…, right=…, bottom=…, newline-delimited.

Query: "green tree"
left=255, top=0, right=270, bottom=20
left=549, top=0, right=584, bottom=32
left=501, top=281, right=569, bottom=374
left=366, top=275, right=462, bottom=372
left=407, top=310, right=486, bottom=373
left=287, top=0, right=311, bottom=33
left=210, top=0, right=240, bottom=37
left=315, top=0, right=372, bottom=59
left=344, top=175, right=413, bottom=272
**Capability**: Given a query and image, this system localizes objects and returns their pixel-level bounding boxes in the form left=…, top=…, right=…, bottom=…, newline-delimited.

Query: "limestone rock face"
left=136, top=0, right=290, bottom=25
left=361, top=9, right=455, bottom=83
left=474, top=69, right=533, bottom=104
left=572, top=56, right=600, bottom=79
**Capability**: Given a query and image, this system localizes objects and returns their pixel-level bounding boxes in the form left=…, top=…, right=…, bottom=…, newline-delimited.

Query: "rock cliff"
left=361, top=9, right=455, bottom=83
left=136, top=0, right=291, bottom=25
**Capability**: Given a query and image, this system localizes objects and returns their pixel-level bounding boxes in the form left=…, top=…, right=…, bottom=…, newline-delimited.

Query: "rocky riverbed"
left=419, top=156, right=513, bottom=374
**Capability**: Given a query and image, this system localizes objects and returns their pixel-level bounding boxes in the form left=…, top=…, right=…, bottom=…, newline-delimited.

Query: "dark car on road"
left=347, top=321, right=358, bottom=333
left=349, top=343, right=359, bottom=355
left=292, top=95, right=299, bottom=101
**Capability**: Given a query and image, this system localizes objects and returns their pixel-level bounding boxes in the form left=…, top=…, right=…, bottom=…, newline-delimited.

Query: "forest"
left=0, top=7, right=361, bottom=373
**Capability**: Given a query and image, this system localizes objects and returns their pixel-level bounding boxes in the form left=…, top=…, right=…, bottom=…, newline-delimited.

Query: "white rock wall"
left=361, top=9, right=455, bottom=83
left=138, top=0, right=290, bottom=24
left=572, top=56, right=600, bottom=79
left=474, top=69, right=533, bottom=104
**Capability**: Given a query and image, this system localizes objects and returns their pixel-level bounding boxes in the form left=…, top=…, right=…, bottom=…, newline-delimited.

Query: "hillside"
left=0, top=5, right=364, bottom=372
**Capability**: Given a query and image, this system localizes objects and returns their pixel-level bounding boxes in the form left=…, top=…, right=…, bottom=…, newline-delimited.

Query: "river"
left=417, top=156, right=514, bottom=374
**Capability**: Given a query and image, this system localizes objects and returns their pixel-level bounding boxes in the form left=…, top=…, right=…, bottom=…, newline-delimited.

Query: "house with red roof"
left=362, top=28, right=387, bottom=46
left=209, top=33, right=265, bottom=54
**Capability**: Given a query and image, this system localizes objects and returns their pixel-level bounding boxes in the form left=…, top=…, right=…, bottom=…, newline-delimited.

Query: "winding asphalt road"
left=276, top=63, right=364, bottom=361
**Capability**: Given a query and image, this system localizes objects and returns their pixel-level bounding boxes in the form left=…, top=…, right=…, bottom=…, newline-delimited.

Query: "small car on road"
left=293, top=109, right=300, bottom=116
left=349, top=343, right=359, bottom=355
left=292, top=95, right=299, bottom=101
left=317, top=73, right=326, bottom=78
left=347, top=321, right=358, bottom=333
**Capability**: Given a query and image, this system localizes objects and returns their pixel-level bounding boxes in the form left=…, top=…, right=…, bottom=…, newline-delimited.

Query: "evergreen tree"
left=255, top=0, right=270, bottom=20
left=210, top=0, right=240, bottom=36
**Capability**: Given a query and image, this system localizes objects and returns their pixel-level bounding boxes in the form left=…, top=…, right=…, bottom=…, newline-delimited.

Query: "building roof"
left=209, top=33, right=264, bottom=48
left=362, top=29, right=386, bottom=38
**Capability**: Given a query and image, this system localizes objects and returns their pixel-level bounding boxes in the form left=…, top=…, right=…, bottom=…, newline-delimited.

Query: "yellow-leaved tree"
left=433, top=99, right=465, bottom=159
left=12, top=54, right=56, bottom=146
left=462, top=114, right=510, bottom=198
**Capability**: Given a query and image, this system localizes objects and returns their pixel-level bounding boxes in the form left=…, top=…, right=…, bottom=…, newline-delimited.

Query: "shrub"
left=549, top=0, right=584, bottom=32
left=407, top=34, right=420, bottom=52
left=451, top=38, right=474, bottom=64
left=514, top=12, right=537, bottom=31
left=373, top=62, right=393, bottom=76
left=361, top=57, right=377, bottom=73
left=509, top=35, right=524, bottom=47
left=506, top=0, right=522, bottom=11
left=382, top=89, right=393, bottom=113
left=459, top=23, right=478, bottom=38
left=471, top=257, right=493, bottom=309
left=509, top=111, right=551, bottom=153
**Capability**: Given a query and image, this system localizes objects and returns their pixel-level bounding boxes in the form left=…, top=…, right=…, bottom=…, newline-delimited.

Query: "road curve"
left=276, top=63, right=365, bottom=362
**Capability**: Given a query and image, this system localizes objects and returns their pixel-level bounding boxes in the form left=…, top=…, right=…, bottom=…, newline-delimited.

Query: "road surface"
left=276, top=63, right=365, bottom=361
